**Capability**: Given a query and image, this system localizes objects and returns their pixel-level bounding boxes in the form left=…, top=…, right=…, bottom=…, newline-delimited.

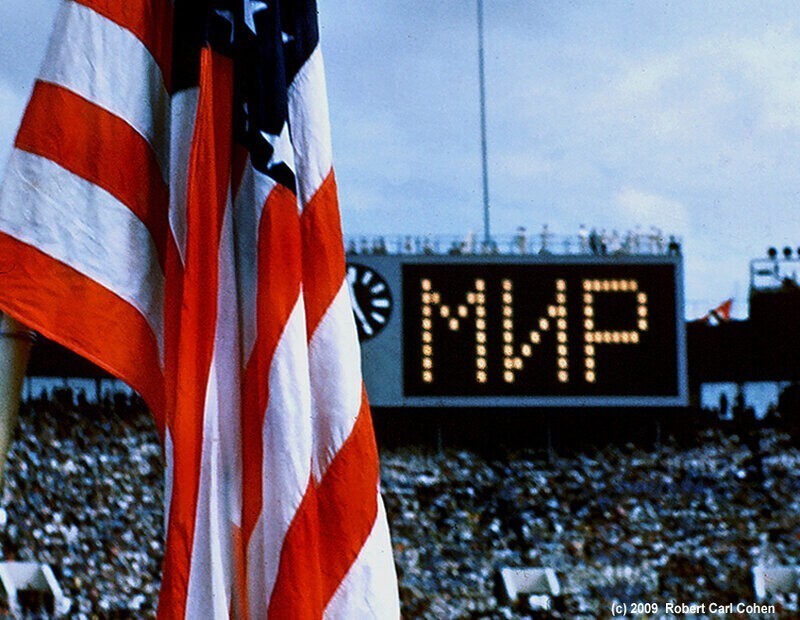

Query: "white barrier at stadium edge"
left=498, top=566, right=560, bottom=611
left=753, top=564, right=800, bottom=600
left=0, top=561, right=69, bottom=617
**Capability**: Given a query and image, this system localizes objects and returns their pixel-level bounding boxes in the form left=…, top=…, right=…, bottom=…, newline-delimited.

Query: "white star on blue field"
left=260, top=123, right=295, bottom=174
left=3, top=0, right=800, bottom=319
left=244, top=0, right=268, bottom=34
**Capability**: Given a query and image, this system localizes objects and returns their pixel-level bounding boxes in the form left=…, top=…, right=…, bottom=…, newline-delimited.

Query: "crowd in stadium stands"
left=345, top=226, right=682, bottom=257
left=2, top=388, right=800, bottom=618
left=3, top=389, right=162, bottom=618
left=385, top=423, right=800, bottom=619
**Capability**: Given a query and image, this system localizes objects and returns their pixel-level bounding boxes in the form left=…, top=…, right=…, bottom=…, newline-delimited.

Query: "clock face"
left=346, top=263, right=393, bottom=341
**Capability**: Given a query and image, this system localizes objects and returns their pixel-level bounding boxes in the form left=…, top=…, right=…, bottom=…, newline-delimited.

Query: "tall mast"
left=477, top=0, right=491, bottom=245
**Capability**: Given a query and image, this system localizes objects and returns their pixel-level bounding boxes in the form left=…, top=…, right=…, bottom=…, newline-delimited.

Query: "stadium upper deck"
left=345, top=228, right=682, bottom=257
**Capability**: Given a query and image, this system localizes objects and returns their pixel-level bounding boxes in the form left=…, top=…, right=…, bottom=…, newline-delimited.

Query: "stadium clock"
left=346, top=263, right=393, bottom=341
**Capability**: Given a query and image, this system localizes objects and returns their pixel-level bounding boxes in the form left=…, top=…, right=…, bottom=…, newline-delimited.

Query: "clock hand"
left=350, top=291, right=373, bottom=335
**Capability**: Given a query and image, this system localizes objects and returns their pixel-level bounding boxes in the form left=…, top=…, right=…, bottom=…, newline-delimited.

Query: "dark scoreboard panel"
left=348, top=255, right=687, bottom=407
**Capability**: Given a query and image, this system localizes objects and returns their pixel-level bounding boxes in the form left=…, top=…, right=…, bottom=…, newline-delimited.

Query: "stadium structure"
left=14, top=231, right=800, bottom=618
left=25, top=232, right=800, bottom=443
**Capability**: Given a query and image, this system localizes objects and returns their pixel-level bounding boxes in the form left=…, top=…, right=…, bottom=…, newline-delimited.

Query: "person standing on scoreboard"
left=578, top=224, right=589, bottom=253
left=540, top=224, right=552, bottom=254
left=514, top=226, right=528, bottom=254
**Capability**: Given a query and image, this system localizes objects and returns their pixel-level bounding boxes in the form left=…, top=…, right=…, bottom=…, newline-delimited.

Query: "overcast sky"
left=3, top=1, right=800, bottom=318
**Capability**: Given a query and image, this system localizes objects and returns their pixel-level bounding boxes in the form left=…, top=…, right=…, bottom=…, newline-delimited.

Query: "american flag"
left=0, top=0, right=400, bottom=617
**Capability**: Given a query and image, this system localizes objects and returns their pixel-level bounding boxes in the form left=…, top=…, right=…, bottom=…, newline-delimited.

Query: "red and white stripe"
left=0, top=0, right=171, bottom=427
left=0, top=1, right=399, bottom=618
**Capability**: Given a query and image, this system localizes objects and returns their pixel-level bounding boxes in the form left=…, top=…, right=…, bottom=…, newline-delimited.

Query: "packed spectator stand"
left=2, top=389, right=162, bottom=618
left=2, top=387, right=800, bottom=618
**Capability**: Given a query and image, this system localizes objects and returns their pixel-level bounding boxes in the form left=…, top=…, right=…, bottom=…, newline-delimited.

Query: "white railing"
left=345, top=231, right=682, bottom=257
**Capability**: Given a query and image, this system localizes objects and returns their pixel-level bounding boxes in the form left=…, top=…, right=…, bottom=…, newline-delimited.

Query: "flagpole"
left=477, top=0, right=491, bottom=245
left=0, top=314, right=32, bottom=493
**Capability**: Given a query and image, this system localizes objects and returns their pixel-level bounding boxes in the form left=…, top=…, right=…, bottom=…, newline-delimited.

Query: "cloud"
left=595, top=24, right=800, bottom=143
left=614, top=188, right=689, bottom=233
left=729, top=26, right=800, bottom=132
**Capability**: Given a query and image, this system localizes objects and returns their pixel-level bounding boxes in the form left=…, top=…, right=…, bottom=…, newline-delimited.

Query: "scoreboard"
left=347, top=254, right=688, bottom=407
